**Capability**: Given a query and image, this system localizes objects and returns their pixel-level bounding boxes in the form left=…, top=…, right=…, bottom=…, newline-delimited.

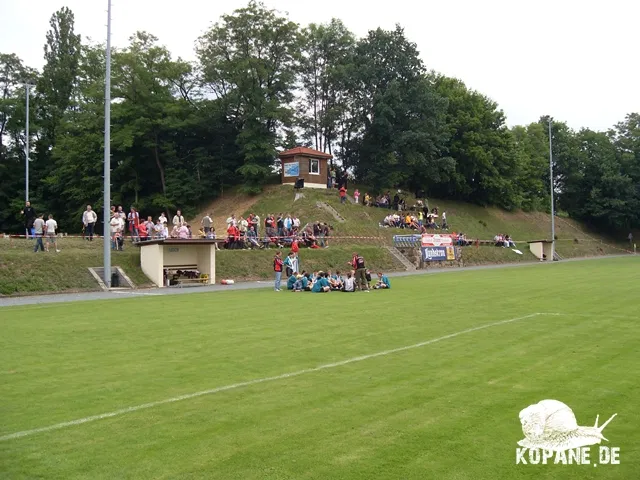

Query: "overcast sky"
left=1, top=0, right=638, bottom=131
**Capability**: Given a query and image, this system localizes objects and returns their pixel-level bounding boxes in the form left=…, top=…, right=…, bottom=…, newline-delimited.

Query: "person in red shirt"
left=137, top=221, right=148, bottom=241
left=273, top=251, right=284, bottom=291
left=128, top=207, right=140, bottom=241
left=339, top=186, right=347, bottom=204
left=226, top=224, right=240, bottom=249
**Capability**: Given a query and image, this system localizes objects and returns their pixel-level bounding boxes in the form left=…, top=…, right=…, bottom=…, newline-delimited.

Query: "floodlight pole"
left=25, top=83, right=31, bottom=203
left=103, top=0, right=112, bottom=287
left=548, top=118, right=555, bottom=260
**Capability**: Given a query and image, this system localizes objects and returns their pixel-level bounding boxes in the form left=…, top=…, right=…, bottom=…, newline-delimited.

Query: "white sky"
left=1, top=0, right=638, bottom=131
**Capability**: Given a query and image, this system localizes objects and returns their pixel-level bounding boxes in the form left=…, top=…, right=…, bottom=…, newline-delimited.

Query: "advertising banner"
left=283, top=162, right=300, bottom=177
left=421, top=245, right=459, bottom=261
left=421, top=233, right=454, bottom=247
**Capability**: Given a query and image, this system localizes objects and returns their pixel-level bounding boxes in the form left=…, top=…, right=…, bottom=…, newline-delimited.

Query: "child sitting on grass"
left=374, top=272, right=391, bottom=289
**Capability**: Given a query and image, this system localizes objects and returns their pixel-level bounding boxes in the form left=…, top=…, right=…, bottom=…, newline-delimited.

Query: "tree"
left=567, top=128, right=635, bottom=230
left=297, top=19, right=355, bottom=154
left=32, top=7, right=82, bottom=215
left=43, top=43, right=106, bottom=230
left=347, top=26, right=451, bottom=191
left=197, top=1, right=300, bottom=189
left=611, top=113, right=640, bottom=227
left=511, top=123, right=550, bottom=211
left=0, top=53, right=38, bottom=231
left=432, top=76, right=520, bottom=209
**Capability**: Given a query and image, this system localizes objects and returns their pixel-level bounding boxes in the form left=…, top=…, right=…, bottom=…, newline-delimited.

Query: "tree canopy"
left=1, top=2, right=638, bottom=234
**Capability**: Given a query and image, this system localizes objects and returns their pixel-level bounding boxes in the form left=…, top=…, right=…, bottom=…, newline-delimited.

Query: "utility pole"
left=548, top=118, right=555, bottom=260
left=103, top=0, right=112, bottom=287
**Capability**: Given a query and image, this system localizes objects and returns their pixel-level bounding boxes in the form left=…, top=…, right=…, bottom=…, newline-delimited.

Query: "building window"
left=309, top=158, right=319, bottom=175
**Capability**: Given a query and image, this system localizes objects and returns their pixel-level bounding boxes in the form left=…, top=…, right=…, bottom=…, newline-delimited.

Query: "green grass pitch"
left=1, top=257, right=639, bottom=479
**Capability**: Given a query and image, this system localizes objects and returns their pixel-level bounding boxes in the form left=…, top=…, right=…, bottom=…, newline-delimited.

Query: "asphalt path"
left=0, top=255, right=630, bottom=308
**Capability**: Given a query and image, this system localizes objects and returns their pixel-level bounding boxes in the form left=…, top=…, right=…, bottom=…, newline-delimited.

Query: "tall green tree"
left=0, top=53, right=38, bottom=231
left=196, top=1, right=300, bottom=189
left=298, top=19, right=355, bottom=154
left=564, top=128, right=636, bottom=231
left=511, top=122, right=550, bottom=211
left=32, top=7, right=82, bottom=213
left=349, top=26, right=452, bottom=191
left=43, top=43, right=106, bottom=230
left=432, top=76, right=520, bottom=209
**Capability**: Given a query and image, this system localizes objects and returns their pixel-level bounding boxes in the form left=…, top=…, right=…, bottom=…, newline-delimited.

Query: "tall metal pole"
left=25, top=83, right=30, bottom=202
left=103, top=0, right=112, bottom=287
left=548, top=118, right=555, bottom=260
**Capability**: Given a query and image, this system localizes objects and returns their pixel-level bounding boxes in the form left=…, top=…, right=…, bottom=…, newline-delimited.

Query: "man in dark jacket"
left=21, top=201, right=36, bottom=238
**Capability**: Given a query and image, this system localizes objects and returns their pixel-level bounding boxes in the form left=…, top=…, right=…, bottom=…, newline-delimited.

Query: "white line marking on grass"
left=539, top=312, right=637, bottom=320
left=0, top=312, right=542, bottom=442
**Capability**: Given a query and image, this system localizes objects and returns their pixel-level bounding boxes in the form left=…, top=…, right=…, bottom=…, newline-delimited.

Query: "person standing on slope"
left=21, top=201, right=36, bottom=238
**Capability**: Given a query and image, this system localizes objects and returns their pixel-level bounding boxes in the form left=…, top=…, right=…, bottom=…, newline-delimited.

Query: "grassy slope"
left=0, top=238, right=151, bottom=296
left=0, top=239, right=402, bottom=295
left=196, top=185, right=630, bottom=254
left=0, top=186, right=631, bottom=295
left=1, top=257, right=639, bottom=479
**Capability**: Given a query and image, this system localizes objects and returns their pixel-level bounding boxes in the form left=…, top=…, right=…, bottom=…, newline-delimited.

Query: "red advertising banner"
left=421, top=233, right=454, bottom=247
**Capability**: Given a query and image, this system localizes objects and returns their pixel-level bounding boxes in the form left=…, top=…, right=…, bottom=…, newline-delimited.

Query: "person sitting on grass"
left=302, top=271, right=313, bottom=291
left=292, top=274, right=306, bottom=292
left=343, top=272, right=355, bottom=292
left=312, top=272, right=331, bottom=293
left=374, top=272, right=391, bottom=289
left=329, top=270, right=344, bottom=290
left=287, top=271, right=298, bottom=290
left=505, top=234, right=516, bottom=248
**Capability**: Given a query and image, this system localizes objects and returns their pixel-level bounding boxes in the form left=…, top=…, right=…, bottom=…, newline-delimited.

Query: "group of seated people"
left=381, top=207, right=448, bottom=231
left=454, top=232, right=471, bottom=246
left=494, top=234, right=516, bottom=248
left=286, top=269, right=391, bottom=292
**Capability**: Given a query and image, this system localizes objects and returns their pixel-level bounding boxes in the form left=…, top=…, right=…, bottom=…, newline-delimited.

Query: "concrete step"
left=316, top=201, right=346, bottom=223
left=385, top=246, right=417, bottom=271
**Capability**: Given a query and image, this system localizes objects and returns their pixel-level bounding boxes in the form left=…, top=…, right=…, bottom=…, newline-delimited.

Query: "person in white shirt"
left=343, top=272, right=355, bottom=292
left=226, top=214, right=236, bottom=227
left=238, top=216, right=248, bottom=234
left=163, top=223, right=169, bottom=239
left=158, top=212, right=167, bottom=224
left=82, top=205, right=98, bottom=241
left=172, top=210, right=184, bottom=228
left=110, top=214, right=120, bottom=249
left=45, top=214, right=60, bottom=252
left=292, top=216, right=300, bottom=229
left=154, top=220, right=164, bottom=239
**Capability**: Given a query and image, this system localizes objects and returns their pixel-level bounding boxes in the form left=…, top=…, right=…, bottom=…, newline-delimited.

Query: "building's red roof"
left=278, top=147, right=333, bottom=159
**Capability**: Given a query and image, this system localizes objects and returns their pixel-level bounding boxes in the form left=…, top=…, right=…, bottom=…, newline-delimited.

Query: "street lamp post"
left=24, top=82, right=31, bottom=203
left=103, top=0, right=112, bottom=287
left=548, top=118, right=555, bottom=260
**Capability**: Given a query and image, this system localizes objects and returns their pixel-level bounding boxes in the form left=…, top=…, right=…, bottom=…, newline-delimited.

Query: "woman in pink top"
left=178, top=224, right=190, bottom=239
left=354, top=189, right=360, bottom=204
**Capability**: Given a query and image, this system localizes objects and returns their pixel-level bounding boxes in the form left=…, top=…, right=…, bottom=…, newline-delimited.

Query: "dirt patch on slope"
left=189, top=187, right=274, bottom=233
